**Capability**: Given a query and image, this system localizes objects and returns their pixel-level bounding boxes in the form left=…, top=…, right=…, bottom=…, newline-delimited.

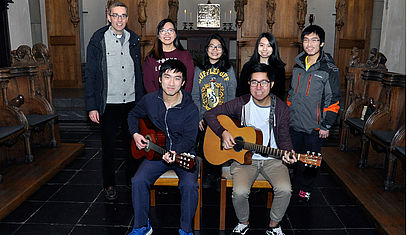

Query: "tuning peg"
left=312, top=152, right=315, bottom=156
left=318, top=153, right=321, bottom=156
left=307, top=151, right=310, bottom=155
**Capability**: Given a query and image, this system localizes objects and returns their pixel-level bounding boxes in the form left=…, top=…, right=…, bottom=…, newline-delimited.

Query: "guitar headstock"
left=298, top=151, right=322, bottom=167
left=175, top=153, right=196, bottom=171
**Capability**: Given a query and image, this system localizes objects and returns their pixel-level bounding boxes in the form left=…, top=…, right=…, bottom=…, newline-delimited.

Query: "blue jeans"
left=290, top=128, right=322, bottom=192
left=131, top=158, right=198, bottom=232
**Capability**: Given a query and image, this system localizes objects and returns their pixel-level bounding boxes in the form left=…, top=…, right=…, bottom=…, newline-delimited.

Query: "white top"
left=248, top=97, right=277, bottom=160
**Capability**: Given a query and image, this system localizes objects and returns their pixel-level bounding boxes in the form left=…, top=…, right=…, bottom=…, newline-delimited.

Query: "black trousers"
left=100, top=102, right=139, bottom=187
left=290, top=128, right=322, bottom=193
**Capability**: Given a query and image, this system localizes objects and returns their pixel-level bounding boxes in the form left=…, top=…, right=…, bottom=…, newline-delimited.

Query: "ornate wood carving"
left=365, top=48, right=387, bottom=71
left=335, top=0, right=346, bottom=31
left=296, top=0, right=307, bottom=30
left=348, top=47, right=362, bottom=67
left=10, top=45, right=36, bottom=66
left=32, top=43, right=51, bottom=65
left=168, top=0, right=178, bottom=24
left=234, top=0, right=247, bottom=28
left=138, top=0, right=147, bottom=36
left=266, top=0, right=276, bottom=30
left=67, top=0, right=80, bottom=28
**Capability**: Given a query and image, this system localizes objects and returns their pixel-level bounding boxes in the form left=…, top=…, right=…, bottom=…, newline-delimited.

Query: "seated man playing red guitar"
left=204, top=63, right=297, bottom=235
left=127, top=59, right=199, bottom=235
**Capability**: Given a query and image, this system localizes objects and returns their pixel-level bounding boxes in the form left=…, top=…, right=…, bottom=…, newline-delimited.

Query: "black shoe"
left=104, top=186, right=117, bottom=201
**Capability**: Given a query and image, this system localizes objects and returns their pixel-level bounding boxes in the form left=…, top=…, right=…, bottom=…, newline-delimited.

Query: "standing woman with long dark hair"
left=143, top=18, right=194, bottom=93
left=191, top=33, right=236, bottom=187
left=236, top=32, right=286, bottom=100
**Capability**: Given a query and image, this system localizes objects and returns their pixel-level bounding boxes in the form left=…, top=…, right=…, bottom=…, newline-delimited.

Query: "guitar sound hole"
left=233, top=136, right=244, bottom=152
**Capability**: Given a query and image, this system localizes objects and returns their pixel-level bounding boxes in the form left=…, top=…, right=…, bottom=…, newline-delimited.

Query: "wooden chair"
left=6, top=66, right=59, bottom=152
left=383, top=125, right=405, bottom=191
left=0, top=68, right=33, bottom=165
left=219, top=165, right=273, bottom=230
left=149, top=157, right=202, bottom=231
left=340, top=69, right=384, bottom=167
left=360, top=72, right=405, bottom=169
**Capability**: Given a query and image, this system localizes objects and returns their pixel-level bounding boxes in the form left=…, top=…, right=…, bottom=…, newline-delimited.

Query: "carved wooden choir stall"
left=340, top=50, right=406, bottom=191
left=0, top=43, right=59, bottom=182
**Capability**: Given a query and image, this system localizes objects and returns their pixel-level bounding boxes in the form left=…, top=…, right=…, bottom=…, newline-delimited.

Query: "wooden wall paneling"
left=334, top=0, right=374, bottom=92
left=122, top=0, right=170, bottom=60
left=45, top=0, right=82, bottom=88
left=236, top=0, right=301, bottom=91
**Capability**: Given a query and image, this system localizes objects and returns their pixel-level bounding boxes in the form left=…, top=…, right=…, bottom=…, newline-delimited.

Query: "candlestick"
left=184, top=9, right=187, bottom=21
left=189, top=12, right=192, bottom=21
left=224, top=12, right=227, bottom=22
left=229, top=10, right=232, bottom=22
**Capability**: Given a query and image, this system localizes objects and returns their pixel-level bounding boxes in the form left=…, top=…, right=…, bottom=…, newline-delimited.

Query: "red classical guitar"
left=131, top=118, right=196, bottom=171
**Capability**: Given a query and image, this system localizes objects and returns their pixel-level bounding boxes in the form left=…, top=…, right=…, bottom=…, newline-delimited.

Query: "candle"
left=189, top=12, right=192, bottom=21
left=224, top=12, right=227, bottom=22
left=184, top=9, right=187, bottom=21
left=229, top=10, right=232, bottom=22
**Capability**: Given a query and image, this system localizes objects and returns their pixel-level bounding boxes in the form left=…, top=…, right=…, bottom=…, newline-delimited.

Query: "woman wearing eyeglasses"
left=191, top=33, right=236, bottom=188
left=143, top=19, right=194, bottom=93
left=236, top=32, right=286, bottom=100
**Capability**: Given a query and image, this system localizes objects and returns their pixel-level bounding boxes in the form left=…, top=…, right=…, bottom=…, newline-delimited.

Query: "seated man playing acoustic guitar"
left=127, top=59, right=199, bottom=235
left=204, top=63, right=296, bottom=235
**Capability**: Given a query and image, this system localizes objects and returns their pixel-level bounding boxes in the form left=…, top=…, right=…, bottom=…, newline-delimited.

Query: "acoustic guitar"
left=131, top=118, right=196, bottom=171
left=203, top=115, right=322, bottom=167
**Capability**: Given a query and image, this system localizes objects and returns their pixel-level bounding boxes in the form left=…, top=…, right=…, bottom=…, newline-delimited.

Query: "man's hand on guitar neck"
left=282, top=150, right=297, bottom=164
left=163, top=151, right=176, bottom=163
left=133, top=133, right=148, bottom=150
left=222, top=130, right=236, bottom=149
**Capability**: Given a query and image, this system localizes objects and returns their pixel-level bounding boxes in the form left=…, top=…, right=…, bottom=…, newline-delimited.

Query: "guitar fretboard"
left=147, top=141, right=167, bottom=155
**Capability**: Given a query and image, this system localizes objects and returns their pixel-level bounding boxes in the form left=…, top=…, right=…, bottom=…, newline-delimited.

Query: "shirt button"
left=123, top=99, right=125, bottom=102
left=123, top=79, right=126, bottom=82
left=116, top=40, right=118, bottom=43
left=124, top=93, right=126, bottom=96
left=122, top=66, right=124, bottom=69
left=121, top=52, right=123, bottom=55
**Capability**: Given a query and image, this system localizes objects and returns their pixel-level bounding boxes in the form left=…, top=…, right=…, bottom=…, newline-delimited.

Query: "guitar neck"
left=147, top=141, right=167, bottom=156
left=241, top=141, right=287, bottom=160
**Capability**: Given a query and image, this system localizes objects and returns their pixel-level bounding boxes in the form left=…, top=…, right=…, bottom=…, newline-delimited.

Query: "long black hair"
left=148, top=18, right=185, bottom=60
left=199, top=33, right=231, bottom=72
left=249, top=32, right=285, bottom=68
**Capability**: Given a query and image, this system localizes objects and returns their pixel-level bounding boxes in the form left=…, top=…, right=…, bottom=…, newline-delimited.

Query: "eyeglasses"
left=159, top=28, right=175, bottom=34
left=110, top=13, right=128, bottom=19
left=208, top=44, right=223, bottom=51
left=302, top=38, right=320, bottom=44
left=249, top=80, right=270, bottom=87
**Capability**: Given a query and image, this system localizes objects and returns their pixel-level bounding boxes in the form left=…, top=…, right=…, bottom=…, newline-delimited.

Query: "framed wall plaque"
left=197, top=3, right=220, bottom=28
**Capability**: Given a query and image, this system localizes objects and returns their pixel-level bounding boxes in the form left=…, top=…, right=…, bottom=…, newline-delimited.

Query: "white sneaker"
left=266, top=225, right=285, bottom=235
left=231, top=223, right=250, bottom=235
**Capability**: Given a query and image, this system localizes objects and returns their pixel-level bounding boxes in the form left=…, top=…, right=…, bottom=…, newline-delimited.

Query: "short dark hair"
left=158, top=59, right=187, bottom=82
left=248, top=63, right=275, bottom=82
left=108, top=1, right=128, bottom=15
left=301, top=25, right=325, bottom=43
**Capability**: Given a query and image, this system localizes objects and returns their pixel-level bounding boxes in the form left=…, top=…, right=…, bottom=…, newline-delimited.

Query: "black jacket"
left=85, top=25, right=144, bottom=114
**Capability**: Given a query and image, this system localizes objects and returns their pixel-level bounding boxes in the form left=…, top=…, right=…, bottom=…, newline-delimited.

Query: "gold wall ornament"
left=266, top=0, right=276, bottom=30
left=335, top=0, right=346, bottom=31
left=197, top=3, right=220, bottom=28
left=67, top=0, right=80, bottom=28
left=168, top=0, right=179, bottom=24
left=296, top=0, right=307, bottom=30
left=234, top=0, right=247, bottom=28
